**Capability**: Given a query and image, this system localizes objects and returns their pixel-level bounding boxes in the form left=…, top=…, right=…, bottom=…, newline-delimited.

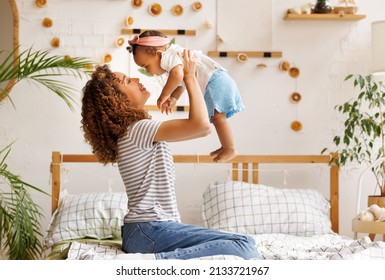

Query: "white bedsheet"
left=65, top=233, right=385, bottom=260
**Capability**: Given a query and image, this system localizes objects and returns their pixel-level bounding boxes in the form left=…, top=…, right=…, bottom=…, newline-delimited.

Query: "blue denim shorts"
left=204, top=69, right=245, bottom=120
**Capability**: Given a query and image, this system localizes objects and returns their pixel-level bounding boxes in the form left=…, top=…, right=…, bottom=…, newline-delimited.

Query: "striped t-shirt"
left=117, top=119, right=180, bottom=223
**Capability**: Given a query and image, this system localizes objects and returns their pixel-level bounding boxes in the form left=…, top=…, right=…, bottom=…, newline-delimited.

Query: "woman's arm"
left=154, top=49, right=211, bottom=142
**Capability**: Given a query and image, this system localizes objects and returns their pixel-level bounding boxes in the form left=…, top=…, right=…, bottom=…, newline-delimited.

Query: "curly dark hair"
left=81, top=65, right=151, bottom=164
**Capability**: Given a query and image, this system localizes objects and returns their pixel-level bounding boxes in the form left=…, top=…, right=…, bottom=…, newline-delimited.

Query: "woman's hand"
left=179, top=49, right=196, bottom=82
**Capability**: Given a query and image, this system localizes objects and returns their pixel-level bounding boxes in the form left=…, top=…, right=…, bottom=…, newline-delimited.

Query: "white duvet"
left=64, top=233, right=385, bottom=260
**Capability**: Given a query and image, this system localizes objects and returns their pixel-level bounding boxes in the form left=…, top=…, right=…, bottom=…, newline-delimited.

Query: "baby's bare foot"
left=211, top=148, right=237, bottom=163
left=210, top=147, right=223, bottom=158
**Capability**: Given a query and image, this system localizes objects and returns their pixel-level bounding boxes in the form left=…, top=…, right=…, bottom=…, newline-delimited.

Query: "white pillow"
left=202, top=181, right=332, bottom=236
left=44, top=191, right=127, bottom=249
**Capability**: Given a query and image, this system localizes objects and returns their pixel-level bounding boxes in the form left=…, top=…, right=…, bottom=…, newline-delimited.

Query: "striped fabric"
left=118, top=119, right=180, bottom=223
left=202, top=181, right=332, bottom=237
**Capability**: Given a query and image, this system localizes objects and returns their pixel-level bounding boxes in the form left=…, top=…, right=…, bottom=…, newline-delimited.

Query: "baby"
left=127, top=30, right=245, bottom=163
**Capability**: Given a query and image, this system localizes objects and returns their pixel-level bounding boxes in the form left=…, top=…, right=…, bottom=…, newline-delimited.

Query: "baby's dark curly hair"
left=81, top=65, right=150, bottom=164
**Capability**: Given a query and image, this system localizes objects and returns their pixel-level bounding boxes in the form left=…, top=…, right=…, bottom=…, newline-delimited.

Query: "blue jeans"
left=121, top=221, right=260, bottom=260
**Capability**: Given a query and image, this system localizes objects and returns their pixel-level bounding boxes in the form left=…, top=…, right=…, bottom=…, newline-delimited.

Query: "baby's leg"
left=210, top=111, right=237, bottom=163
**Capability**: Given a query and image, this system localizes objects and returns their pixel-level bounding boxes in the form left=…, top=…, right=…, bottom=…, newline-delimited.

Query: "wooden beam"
left=59, top=154, right=332, bottom=165
left=144, top=105, right=189, bottom=112
left=330, top=153, right=339, bottom=233
left=122, top=29, right=196, bottom=36
left=232, top=163, right=238, bottom=181
left=208, top=51, right=282, bottom=58
left=252, top=162, right=259, bottom=184
left=284, top=13, right=366, bottom=21
left=174, top=154, right=332, bottom=164
left=51, top=151, right=61, bottom=214
left=242, top=163, right=248, bottom=183
left=62, top=154, right=98, bottom=162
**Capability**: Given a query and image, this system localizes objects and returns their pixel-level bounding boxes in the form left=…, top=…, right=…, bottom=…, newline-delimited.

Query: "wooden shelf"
left=122, top=29, right=196, bottom=36
left=284, top=13, right=366, bottom=21
left=208, top=51, right=282, bottom=58
left=144, top=105, right=189, bottom=112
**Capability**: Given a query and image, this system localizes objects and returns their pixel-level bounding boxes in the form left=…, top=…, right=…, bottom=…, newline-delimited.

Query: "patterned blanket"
left=62, top=233, right=385, bottom=260
left=253, top=233, right=385, bottom=260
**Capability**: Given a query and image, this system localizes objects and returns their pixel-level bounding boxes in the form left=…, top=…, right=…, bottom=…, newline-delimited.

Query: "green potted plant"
left=322, top=74, right=385, bottom=203
left=0, top=46, right=92, bottom=259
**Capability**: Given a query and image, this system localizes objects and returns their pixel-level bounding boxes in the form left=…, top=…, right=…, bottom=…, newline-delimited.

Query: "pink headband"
left=128, top=35, right=169, bottom=47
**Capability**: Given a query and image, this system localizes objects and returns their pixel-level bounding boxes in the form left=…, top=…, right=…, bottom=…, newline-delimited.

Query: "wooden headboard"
left=50, top=151, right=339, bottom=233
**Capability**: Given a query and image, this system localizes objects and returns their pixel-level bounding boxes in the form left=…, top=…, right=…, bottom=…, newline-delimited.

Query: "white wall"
left=0, top=1, right=12, bottom=52
left=1, top=0, right=384, bottom=239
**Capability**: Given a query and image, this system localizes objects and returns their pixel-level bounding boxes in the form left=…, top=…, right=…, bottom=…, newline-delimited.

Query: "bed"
left=44, top=151, right=385, bottom=260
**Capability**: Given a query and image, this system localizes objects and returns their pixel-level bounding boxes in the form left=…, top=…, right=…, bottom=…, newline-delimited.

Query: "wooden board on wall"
left=216, top=0, right=272, bottom=51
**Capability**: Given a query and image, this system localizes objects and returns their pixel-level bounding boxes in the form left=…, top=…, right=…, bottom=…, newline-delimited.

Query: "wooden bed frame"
left=50, top=151, right=339, bottom=233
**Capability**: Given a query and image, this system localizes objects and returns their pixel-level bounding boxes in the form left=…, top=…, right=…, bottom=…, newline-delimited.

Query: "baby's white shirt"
left=160, top=44, right=225, bottom=92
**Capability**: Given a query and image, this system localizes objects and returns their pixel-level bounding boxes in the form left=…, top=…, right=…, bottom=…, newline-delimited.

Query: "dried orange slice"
left=63, top=55, right=74, bottom=63
left=288, top=67, right=300, bottom=78
left=125, top=16, right=134, bottom=26
left=103, top=54, right=112, bottom=63
left=36, top=0, right=47, bottom=8
left=115, top=36, right=125, bottom=47
left=42, top=18, right=53, bottom=28
left=50, top=37, right=60, bottom=48
left=171, top=5, right=183, bottom=16
left=279, top=60, right=290, bottom=71
left=290, top=92, right=302, bottom=103
left=149, top=3, right=162, bottom=16
left=84, top=63, right=94, bottom=70
left=291, top=121, right=303, bottom=131
left=131, top=0, right=142, bottom=8
left=237, top=53, right=248, bottom=63
left=192, top=2, right=203, bottom=12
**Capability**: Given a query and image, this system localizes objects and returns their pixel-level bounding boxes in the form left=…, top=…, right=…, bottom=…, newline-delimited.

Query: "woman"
left=81, top=50, right=259, bottom=260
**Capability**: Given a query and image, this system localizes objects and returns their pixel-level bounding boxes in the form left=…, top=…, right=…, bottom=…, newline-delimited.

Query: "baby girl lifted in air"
left=127, top=30, right=245, bottom=162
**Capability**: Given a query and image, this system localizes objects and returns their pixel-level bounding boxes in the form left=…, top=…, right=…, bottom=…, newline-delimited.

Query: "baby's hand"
left=157, top=93, right=171, bottom=110
left=168, top=96, right=177, bottom=108
left=159, top=96, right=177, bottom=115
left=160, top=99, right=172, bottom=115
